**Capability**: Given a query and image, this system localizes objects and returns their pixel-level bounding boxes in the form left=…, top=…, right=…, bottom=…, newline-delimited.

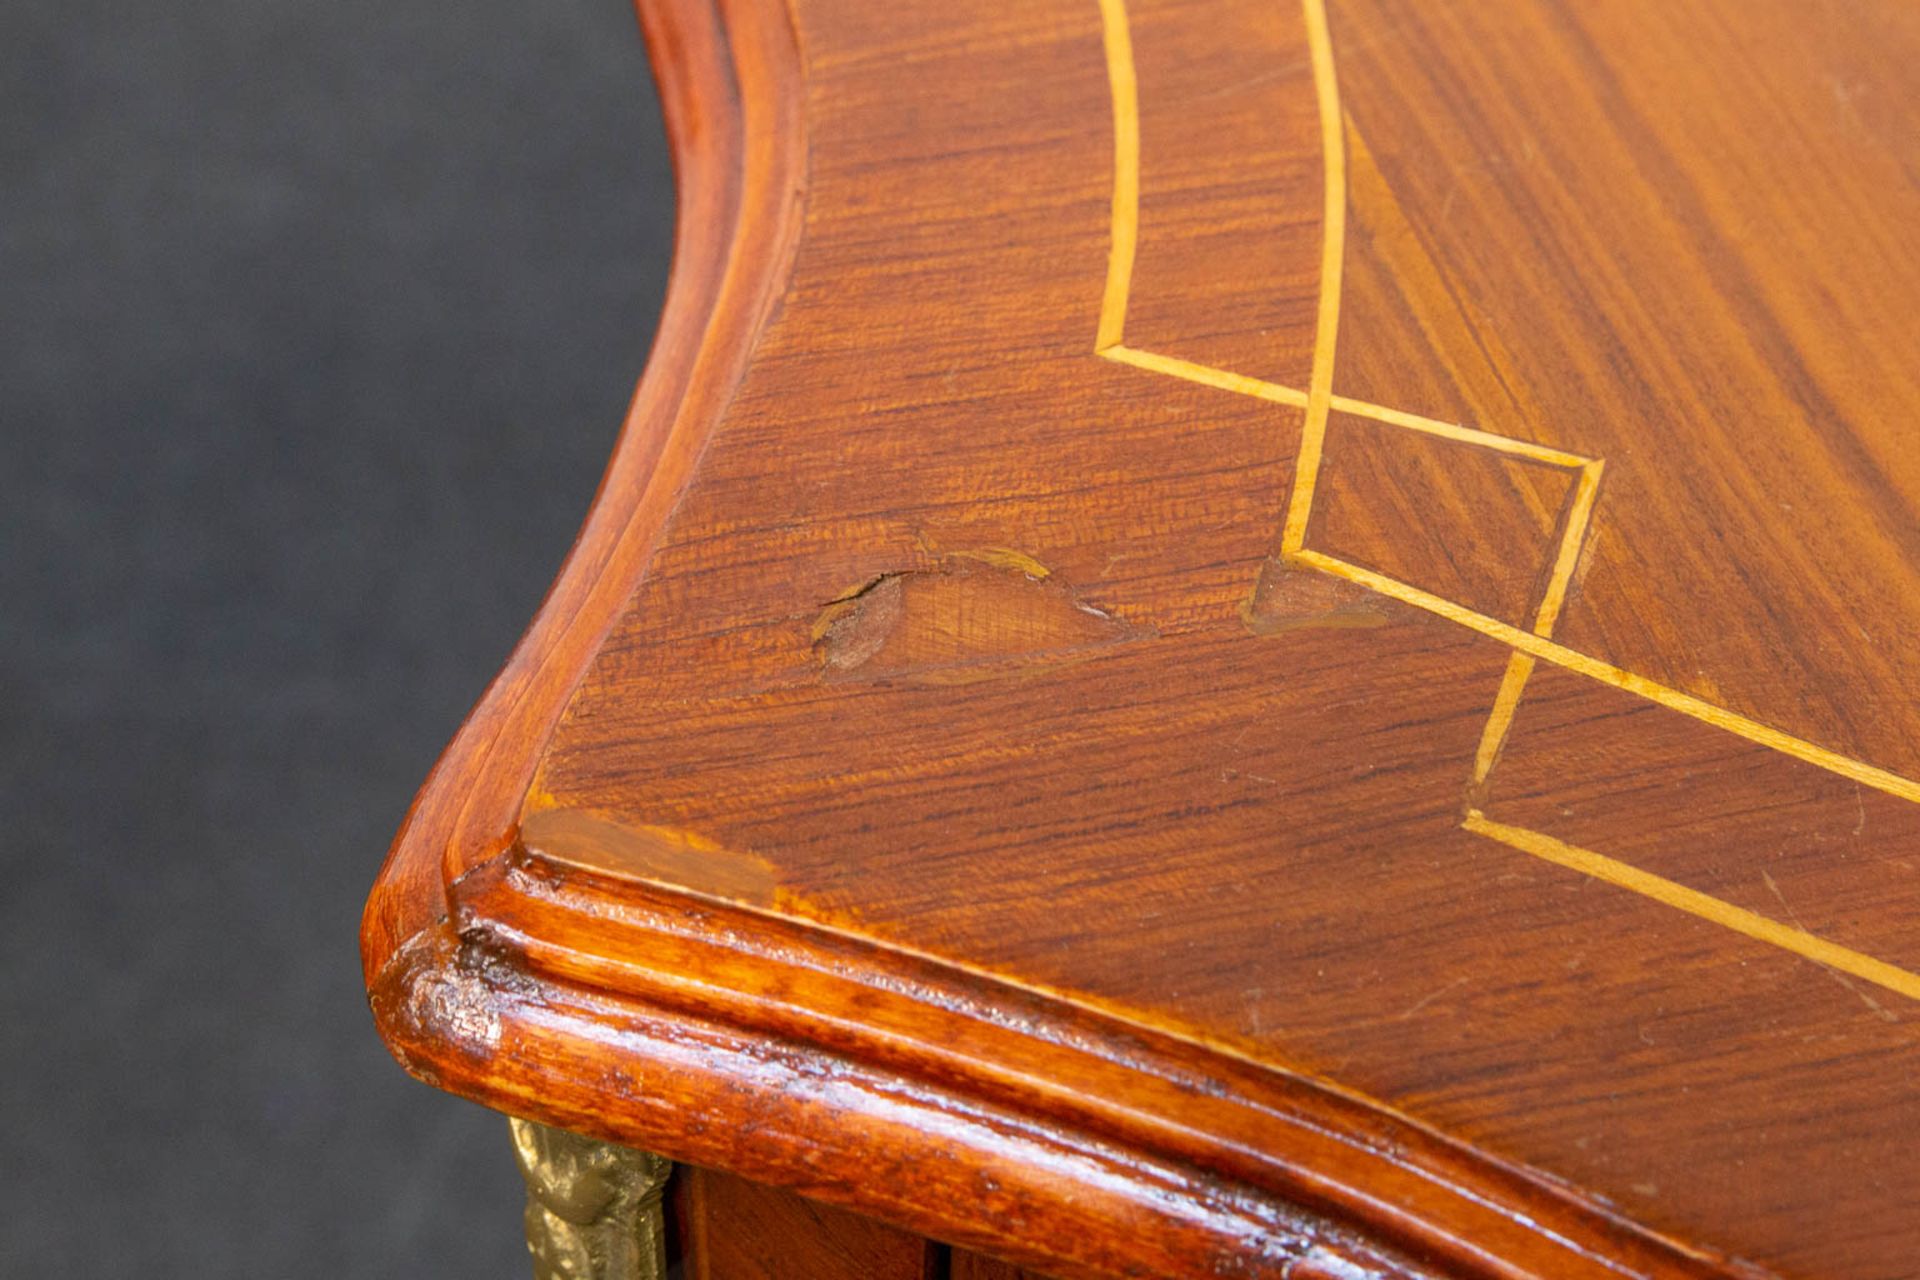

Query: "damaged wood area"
left=811, top=554, right=1149, bottom=684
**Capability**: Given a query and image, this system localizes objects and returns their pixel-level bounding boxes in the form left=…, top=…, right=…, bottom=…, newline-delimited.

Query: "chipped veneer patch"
left=812, top=554, right=1147, bottom=683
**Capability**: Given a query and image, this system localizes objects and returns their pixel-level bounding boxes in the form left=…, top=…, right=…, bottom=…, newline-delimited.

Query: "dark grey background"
left=2, top=0, right=673, bottom=1273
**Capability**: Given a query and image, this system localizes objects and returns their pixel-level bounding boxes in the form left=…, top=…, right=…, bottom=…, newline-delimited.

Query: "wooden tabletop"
left=363, top=1, right=1920, bottom=1277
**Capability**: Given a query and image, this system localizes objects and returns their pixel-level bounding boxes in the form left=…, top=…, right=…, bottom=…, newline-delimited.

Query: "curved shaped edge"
left=379, top=842, right=1773, bottom=1280
left=376, top=870, right=1434, bottom=1280
left=361, top=2, right=1776, bottom=1277
left=360, top=0, right=807, bottom=979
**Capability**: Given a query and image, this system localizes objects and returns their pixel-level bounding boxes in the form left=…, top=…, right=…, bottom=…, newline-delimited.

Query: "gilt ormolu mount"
left=365, top=1, right=1920, bottom=1277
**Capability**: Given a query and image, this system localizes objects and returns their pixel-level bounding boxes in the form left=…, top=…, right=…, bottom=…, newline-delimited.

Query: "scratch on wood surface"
left=519, top=808, right=872, bottom=931
left=1763, top=868, right=1899, bottom=1022
left=1396, top=976, right=1469, bottom=1021
left=1467, top=810, right=1920, bottom=1004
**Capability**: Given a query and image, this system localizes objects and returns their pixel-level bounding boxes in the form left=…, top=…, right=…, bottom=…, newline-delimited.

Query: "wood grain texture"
left=683, top=1167, right=938, bottom=1280
left=364, top=0, right=1920, bottom=1277
left=951, top=1251, right=1053, bottom=1280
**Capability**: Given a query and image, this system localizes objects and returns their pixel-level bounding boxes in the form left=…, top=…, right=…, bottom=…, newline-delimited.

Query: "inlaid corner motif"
left=1093, top=0, right=1920, bottom=1002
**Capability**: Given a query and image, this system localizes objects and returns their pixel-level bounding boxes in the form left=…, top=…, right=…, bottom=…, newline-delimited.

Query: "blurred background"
left=2, top=0, right=673, bottom=1273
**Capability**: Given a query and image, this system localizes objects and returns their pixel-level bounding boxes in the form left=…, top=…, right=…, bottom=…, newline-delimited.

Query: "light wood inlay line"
left=1280, top=0, right=1347, bottom=561
left=1280, top=550, right=1920, bottom=807
left=1101, top=346, right=1599, bottom=468
left=1470, top=652, right=1536, bottom=790
left=1092, top=0, right=1920, bottom=1001
left=1464, top=812, right=1920, bottom=1003
left=1095, top=0, right=1138, bottom=353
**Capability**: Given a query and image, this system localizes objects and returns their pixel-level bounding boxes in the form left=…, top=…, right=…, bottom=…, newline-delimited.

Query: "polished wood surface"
left=675, top=1165, right=1045, bottom=1279
left=681, top=1167, right=938, bottom=1280
left=951, top=1255, right=1051, bottom=1280
left=364, top=1, right=1920, bottom=1277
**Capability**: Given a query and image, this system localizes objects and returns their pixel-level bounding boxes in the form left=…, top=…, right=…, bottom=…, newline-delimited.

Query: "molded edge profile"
left=361, top=2, right=1772, bottom=1277
left=360, top=0, right=802, bottom=972
left=438, top=847, right=1766, bottom=1280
